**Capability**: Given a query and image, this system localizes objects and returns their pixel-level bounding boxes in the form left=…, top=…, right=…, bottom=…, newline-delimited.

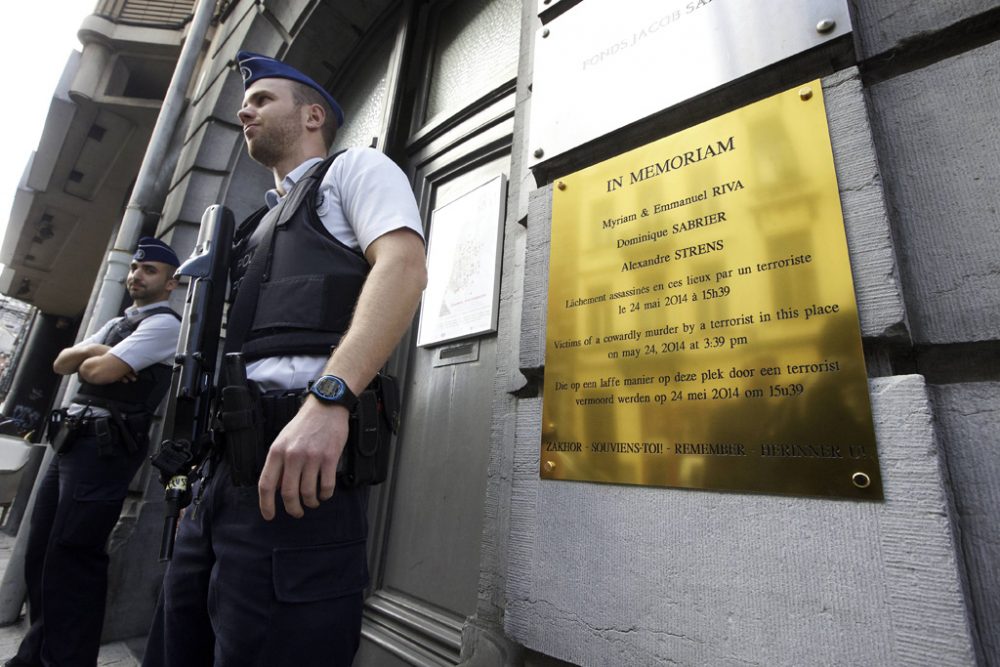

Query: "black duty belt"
left=216, top=374, right=399, bottom=488
left=75, top=418, right=115, bottom=437
left=48, top=406, right=151, bottom=457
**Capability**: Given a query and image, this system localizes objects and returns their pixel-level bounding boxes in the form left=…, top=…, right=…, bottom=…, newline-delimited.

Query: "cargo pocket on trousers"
left=272, top=539, right=369, bottom=603
left=60, top=481, right=129, bottom=549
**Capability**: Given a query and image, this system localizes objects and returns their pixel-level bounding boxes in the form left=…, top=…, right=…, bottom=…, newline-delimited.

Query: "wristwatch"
left=308, top=374, right=358, bottom=410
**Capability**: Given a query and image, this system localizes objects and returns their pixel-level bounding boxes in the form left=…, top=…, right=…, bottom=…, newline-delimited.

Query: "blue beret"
left=133, top=237, right=179, bottom=267
left=236, top=51, right=344, bottom=128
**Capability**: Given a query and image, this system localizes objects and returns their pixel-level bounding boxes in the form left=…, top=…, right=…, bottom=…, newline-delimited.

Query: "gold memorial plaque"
left=541, top=81, right=882, bottom=499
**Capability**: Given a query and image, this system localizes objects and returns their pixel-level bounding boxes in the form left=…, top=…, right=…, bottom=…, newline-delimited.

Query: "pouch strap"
left=355, top=390, right=380, bottom=457
left=378, top=373, right=401, bottom=433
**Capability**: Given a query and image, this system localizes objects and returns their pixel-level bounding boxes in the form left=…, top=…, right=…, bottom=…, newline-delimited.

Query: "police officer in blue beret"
left=6, top=238, right=181, bottom=667
left=143, top=52, right=426, bottom=666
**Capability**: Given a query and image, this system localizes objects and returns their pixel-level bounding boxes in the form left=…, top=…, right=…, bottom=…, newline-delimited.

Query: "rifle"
left=151, top=205, right=234, bottom=561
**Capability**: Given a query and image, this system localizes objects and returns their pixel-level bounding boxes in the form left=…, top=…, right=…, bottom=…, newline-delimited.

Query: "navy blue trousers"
left=14, top=435, right=146, bottom=667
left=142, top=459, right=369, bottom=667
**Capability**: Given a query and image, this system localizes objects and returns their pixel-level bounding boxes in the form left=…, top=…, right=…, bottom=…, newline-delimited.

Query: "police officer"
left=6, top=238, right=181, bottom=667
left=142, top=53, right=426, bottom=666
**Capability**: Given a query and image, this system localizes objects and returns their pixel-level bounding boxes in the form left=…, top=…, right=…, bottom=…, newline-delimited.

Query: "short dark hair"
left=291, top=81, right=338, bottom=149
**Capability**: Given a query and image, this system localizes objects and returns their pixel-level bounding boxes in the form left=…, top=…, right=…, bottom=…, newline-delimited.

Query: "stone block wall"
left=866, top=42, right=1000, bottom=345
left=859, top=4, right=1000, bottom=663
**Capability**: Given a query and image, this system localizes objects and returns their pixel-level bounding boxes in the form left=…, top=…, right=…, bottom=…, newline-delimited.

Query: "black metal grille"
left=95, top=0, right=196, bottom=27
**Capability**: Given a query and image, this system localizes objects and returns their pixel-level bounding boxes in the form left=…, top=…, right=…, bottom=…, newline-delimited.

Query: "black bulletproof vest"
left=74, top=306, right=180, bottom=413
left=228, top=153, right=370, bottom=361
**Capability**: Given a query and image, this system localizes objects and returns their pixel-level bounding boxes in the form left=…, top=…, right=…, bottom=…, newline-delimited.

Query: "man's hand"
left=258, top=397, right=349, bottom=520
left=78, top=353, right=138, bottom=385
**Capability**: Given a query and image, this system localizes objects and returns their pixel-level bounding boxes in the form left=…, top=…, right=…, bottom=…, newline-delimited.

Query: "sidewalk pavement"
left=0, top=530, right=144, bottom=666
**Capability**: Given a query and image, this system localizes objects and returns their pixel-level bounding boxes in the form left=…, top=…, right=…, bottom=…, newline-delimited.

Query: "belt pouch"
left=340, top=391, right=378, bottom=487
left=105, top=408, right=138, bottom=454
left=340, top=373, right=398, bottom=488
left=125, top=413, right=151, bottom=451
left=94, top=418, right=115, bottom=458
left=220, top=383, right=262, bottom=487
left=51, top=418, right=78, bottom=454
left=46, top=409, right=67, bottom=444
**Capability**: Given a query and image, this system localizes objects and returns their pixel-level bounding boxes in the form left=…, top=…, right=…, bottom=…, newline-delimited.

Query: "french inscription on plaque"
left=540, top=81, right=882, bottom=499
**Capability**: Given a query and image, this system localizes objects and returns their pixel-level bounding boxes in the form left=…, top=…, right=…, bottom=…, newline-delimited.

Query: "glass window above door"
left=425, top=0, right=520, bottom=122
left=332, top=35, right=395, bottom=153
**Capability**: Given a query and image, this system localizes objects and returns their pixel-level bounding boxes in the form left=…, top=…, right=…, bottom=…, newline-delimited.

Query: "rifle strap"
left=223, top=201, right=284, bottom=355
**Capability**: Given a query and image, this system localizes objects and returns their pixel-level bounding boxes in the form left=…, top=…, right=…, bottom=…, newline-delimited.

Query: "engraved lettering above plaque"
left=529, top=0, right=852, bottom=166
left=540, top=82, right=882, bottom=500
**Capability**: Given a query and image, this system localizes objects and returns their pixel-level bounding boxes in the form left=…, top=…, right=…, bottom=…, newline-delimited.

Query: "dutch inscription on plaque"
left=540, top=82, right=882, bottom=499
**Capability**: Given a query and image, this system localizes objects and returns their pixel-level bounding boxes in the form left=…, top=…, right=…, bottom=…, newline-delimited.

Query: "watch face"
left=314, top=376, right=346, bottom=400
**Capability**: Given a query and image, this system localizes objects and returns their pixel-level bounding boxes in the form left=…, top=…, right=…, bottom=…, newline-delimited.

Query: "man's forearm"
left=323, top=231, right=427, bottom=392
left=52, top=344, right=112, bottom=375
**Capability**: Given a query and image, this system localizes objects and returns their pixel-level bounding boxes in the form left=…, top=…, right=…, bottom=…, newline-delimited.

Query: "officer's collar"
left=125, top=299, right=172, bottom=317
left=264, top=157, right=325, bottom=209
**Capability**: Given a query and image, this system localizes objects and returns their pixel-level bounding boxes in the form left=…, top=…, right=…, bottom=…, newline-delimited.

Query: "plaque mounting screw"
left=542, top=28, right=550, bottom=38
left=799, top=87, right=813, bottom=101
left=816, top=18, right=836, bottom=34
left=851, top=472, right=871, bottom=489
left=534, top=148, right=545, bottom=158
left=557, top=181, right=566, bottom=190
left=543, top=460, right=556, bottom=473
left=544, top=0, right=551, bottom=4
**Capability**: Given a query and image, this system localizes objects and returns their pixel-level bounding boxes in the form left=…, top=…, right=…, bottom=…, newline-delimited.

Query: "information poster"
left=541, top=82, right=882, bottom=499
left=418, top=176, right=506, bottom=347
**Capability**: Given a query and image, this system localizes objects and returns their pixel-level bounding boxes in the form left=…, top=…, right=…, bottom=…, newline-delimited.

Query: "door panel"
left=361, top=140, right=512, bottom=665
left=356, top=0, right=519, bottom=663
left=382, top=338, right=497, bottom=613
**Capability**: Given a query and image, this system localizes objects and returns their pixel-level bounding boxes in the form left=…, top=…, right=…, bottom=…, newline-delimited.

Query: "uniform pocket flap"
left=254, top=275, right=327, bottom=330
left=272, top=539, right=369, bottom=603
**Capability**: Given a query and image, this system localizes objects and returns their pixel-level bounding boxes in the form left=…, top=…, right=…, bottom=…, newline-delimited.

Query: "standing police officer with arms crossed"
left=143, top=52, right=426, bottom=666
left=6, top=239, right=181, bottom=667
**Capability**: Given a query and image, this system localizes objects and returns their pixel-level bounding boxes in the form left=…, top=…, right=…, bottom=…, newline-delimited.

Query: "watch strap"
left=310, top=374, right=357, bottom=409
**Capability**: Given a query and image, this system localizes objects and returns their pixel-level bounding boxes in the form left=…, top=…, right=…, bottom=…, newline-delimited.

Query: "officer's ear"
left=165, top=274, right=180, bottom=293
left=303, top=102, right=326, bottom=131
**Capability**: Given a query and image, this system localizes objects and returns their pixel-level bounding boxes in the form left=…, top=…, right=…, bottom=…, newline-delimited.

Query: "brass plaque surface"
left=541, top=82, right=882, bottom=499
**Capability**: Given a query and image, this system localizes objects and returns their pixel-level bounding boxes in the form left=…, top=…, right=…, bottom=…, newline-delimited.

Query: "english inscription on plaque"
left=540, top=81, right=882, bottom=499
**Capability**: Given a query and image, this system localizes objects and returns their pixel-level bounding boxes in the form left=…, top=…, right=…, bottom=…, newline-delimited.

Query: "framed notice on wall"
left=540, top=81, right=882, bottom=500
left=418, top=175, right=507, bottom=347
